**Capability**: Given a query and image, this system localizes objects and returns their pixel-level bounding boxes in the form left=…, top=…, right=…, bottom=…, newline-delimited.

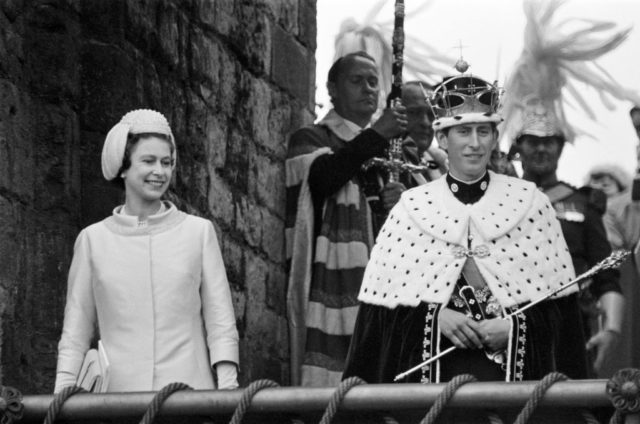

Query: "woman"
left=55, top=109, right=239, bottom=392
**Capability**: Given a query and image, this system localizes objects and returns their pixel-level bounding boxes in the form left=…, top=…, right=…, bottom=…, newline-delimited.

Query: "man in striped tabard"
left=285, top=51, right=407, bottom=386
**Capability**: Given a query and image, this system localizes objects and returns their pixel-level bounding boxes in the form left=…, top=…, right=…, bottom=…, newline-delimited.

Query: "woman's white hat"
left=101, top=109, right=176, bottom=180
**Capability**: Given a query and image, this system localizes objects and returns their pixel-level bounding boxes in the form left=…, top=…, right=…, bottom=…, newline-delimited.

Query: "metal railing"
left=2, top=369, right=639, bottom=424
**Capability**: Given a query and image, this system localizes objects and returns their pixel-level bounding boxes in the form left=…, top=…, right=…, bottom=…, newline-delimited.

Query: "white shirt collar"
left=317, top=109, right=369, bottom=141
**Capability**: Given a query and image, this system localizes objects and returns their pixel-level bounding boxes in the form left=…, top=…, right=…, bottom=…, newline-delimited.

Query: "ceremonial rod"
left=386, top=0, right=405, bottom=183
left=394, top=250, right=630, bottom=381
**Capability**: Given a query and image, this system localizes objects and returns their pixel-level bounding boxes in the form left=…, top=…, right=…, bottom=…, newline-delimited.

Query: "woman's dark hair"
left=110, top=132, right=173, bottom=190
left=327, top=51, right=376, bottom=84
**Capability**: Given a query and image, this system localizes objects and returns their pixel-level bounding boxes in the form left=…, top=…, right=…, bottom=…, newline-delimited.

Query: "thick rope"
left=318, top=376, right=366, bottom=424
left=43, top=386, right=86, bottom=424
left=419, top=374, right=477, bottom=424
left=228, top=379, right=279, bottom=424
left=487, top=411, right=504, bottom=424
left=580, top=408, right=602, bottom=424
left=138, top=382, right=193, bottom=424
left=513, top=372, right=568, bottom=424
left=381, top=414, right=400, bottom=424
left=609, top=410, right=625, bottom=424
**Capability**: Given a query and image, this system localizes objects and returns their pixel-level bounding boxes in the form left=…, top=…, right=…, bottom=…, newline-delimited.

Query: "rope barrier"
left=318, top=376, right=366, bottom=424
left=42, top=386, right=86, bottom=424
left=138, top=382, right=193, bottom=424
left=609, top=410, right=625, bottom=424
left=513, top=372, right=604, bottom=424
left=419, top=374, right=477, bottom=424
left=487, top=411, right=505, bottom=424
left=228, top=379, right=279, bottom=424
left=514, top=372, right=569, bottom=424
left=5, top=370, right=634, bottom=424
left=579, top=408, right=602, bottom=424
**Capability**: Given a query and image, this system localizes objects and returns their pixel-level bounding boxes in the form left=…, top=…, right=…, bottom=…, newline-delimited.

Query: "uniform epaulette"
left=578, top=186, right=607, bottom=215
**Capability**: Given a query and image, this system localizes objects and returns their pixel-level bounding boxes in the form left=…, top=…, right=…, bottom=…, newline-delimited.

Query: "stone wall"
left=0, top=0, right=316, bottom=393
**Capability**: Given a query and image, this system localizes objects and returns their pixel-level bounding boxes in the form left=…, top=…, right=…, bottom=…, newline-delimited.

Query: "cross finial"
left=457, top=40, right=466, bottom=58
left=454, top=40, right=470, bottom=73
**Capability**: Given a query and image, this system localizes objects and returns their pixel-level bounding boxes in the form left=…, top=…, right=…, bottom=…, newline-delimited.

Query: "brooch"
left=451, top=244, right=490, bottom=258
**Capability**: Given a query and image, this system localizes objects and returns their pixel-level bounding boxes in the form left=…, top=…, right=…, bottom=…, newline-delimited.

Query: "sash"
left=543, top=184, right=574, bottom=204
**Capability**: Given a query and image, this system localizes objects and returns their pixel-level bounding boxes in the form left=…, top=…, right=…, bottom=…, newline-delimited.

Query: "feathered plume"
left=500, top=0, right=640, bottom=145
left=333, top=0, right=454, bottom=111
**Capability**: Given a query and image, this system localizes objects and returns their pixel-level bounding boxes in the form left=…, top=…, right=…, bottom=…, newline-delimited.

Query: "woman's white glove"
left=215, top=361, right=239, bottom=390
left=53, top=371, right=77, bottom=393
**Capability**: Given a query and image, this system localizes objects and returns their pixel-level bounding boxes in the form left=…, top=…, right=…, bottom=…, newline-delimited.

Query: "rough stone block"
left=298, top=0, right=317, bottom=51
left=271, top=24, right=312, bottom=105
left=234, top=194, right=262, bottom=249
left=156, top=2, right=180, bottom=69
left=0, top=19, right=25, bottom=80
left=0, top=197, right=18, bottom=279
left=141, top=62, right=163, bottom=110
left=231, top=6, right=271, bottom=74
left=189, top=27, right=221, bottom=85
left=1, top=0, right=24, bottom=23
left=78, top=0, right=125, bottom=42
left=24, top=7, right=81, bottom=102
left=265, top=263, right=287, bottom=315
left=80, top=41, right=141, bottom=133
left=224, top=128, right=250, bottom=192
left=204, top=113, right=227, bottom=170
left=249, top=153, right=285, bottom=216
left=260, top=208, right=284, bottom=262
left=195, top=0, right=236, bottom=36
left=245, top=252, right=268, bottom=305
left=215, top=45, right=237, bottom=115
left=267, top=92, right=292, bottom=157
left=208, top=172, right=234, bottom=228
left=219, top=233, right=245, bottom=291
left=123, top=0, right=157, bottom=52
left=241, top=73, right=271, bottom=148
left=265, top=0, right=298, bottom=34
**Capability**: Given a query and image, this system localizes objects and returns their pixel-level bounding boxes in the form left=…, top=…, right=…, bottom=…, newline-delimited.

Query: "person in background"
left=285, top=51, right=407, bottom=386
left=601, top=105, right=640, bottom=375
left=631, top=106, right=640, bottom=141
left=586, top=164, right=630, bottom=199
left=55, top=109, right=239, bottom=392
left=343, top=74, right=573, bottom=385
left=400, top=81, right=447, bottom=187
left=498, top=0, right=631, bottom=380
left=516, top=131, right=623, bottom=378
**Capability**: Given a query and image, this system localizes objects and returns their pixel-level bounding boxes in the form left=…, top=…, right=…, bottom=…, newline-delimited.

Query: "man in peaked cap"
left=514, top=102, right=623, bottom=378
left=343, top=74, right=576, bottom=385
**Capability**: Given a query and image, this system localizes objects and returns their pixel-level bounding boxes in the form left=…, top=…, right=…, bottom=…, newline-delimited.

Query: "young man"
left=285, top=51, right=407, bottom=386
left=343, top=75, right=575, bottom=384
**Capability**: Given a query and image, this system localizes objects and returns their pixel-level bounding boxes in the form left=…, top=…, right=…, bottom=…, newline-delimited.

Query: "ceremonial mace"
left=363, top=0, right=435, bottom=181
left=393, top=250, right=631, bottom=382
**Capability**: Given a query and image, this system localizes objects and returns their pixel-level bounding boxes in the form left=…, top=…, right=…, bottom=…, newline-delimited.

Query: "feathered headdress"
left=333, top=0, right=454, bottom=111
left=500, top=0, right=640, bottom=145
